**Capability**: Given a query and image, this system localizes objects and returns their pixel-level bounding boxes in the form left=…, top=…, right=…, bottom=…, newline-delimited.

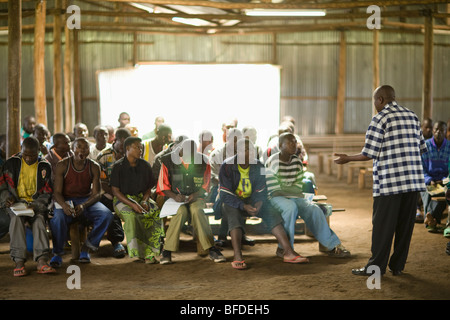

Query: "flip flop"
left=37, top=264, right=56, bottom=274
left=283, top=255, right=309, bottom=264
left=231, top=260, right=247, bottom=270
left=13, top=266, right=27, bottom=277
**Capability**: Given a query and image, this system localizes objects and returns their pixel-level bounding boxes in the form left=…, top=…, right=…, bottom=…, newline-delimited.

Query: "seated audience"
left=105, top=125, right=115, bottom=144
left=214, top=138, right=309, bottom=270
left=0, top=137, right=55, bottom=276
left=32, top=123, right=51, bottom=157
left=198, top=130, right=214, bottom=156
left=242, top=126, right=262, bottom=161
left=73, top=122, right=89, bottom=139
left=142, top=124, right=172, bottom=166
left=117, top=112, right=131, bottom=129
left=157, top=139, right=225, bottom=265
left=421, top=118, right=433, bottom=140
left=421, top=121, right=450, bottom=231
left=50, top=138, right=113, bottom=266
left=266, top=133, right=351, bottom=258
left=142, top=116, right=165, bottom=140
left=210, top=129, right=255, bottom=246
left=21, top=115, right=36, bottom=142
left=96, top=128, right=132, bottom=258
left=45, top=133, right=73, bottom=183
left=89, top=125, right=110, bottom=161
left=110, top=137, right=165, bottom=264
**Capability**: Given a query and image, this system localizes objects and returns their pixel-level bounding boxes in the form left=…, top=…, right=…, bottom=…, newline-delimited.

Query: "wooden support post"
left=53, top=0, right=63, bottom=133
left=73, top=29, right=82, bottom=124
left=63, top=0, right=74, bottom=132
left=133, top=32, right=138, bottom=65
left=335, top=31, right=346, bottom=134
left=422, top=12, right=434, bottom=120
left=6, top=0, right=22, bottom=158
left=34, top=0, right=47, bottom=126
left=272, top=32, right=277, bottom=65
left=372, top=29, right=380, bottom=117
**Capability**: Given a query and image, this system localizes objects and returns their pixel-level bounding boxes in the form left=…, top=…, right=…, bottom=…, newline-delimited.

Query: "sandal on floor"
left=79, top=251, right=91, bottom=263
left=145, top=256, right=157, bottom=264
left=113, top=243, right=126, bottom=259
left=283, top=255, right=309, bottom=264
left=37, top=264, right=56, bottom=274
left=231, top=260, right=247, bottom=270
left=13, top=266, right=27, bottom=277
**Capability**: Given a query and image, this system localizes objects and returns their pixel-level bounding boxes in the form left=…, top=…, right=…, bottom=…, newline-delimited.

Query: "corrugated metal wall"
left=1, top=1, right=449, bottom=137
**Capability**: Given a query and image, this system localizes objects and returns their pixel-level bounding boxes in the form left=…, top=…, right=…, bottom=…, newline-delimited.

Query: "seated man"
left=266, top=133, right=351, bottom=258
left=88, top=125, right=110, bottom=161
left=50, top=137, right=113, bottom=266
left=157, top=139, right=225, bottom=265
left=111, top=137, right=165, bottom=264
left=96, top=128, right=131, bottom=258
left=32, top=123, right=51, bottom=157
left=0, top=137, right=55, bottom=276
left=214, top=138, right=309, bottom=270
left=421, top=121, right=450, bottom=231
left=142, top=124, right=172, bottom=166
left=209, top=129, right=254, bottom=246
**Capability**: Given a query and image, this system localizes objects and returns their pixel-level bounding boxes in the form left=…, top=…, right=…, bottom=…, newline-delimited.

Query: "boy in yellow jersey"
left=0, top=137, right=55, bottom=276
left=214, top=138, right=309, bottom=270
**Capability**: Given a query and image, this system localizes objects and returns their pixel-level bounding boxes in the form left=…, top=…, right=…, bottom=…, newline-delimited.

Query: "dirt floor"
left=0, top=163, right=449, bottom=303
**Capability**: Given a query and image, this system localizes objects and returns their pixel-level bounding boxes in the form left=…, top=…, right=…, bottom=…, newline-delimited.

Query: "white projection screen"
left=98, top=64, right=281, bottom=149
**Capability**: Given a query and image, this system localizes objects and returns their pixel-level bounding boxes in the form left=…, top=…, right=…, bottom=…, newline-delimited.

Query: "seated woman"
left=110, top=137, right=164, bottom=264
left=214, top=138, right=309, bottom=270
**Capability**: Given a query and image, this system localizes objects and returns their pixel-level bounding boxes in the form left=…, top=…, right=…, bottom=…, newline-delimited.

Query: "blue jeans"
left=50, top=197, right=113, bottom=255
left=270, top=196, right=340, bottom=251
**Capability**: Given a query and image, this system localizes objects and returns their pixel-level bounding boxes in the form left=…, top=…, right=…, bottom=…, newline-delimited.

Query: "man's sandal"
left=13, top=266, right=27, bottom=277
left=231, top=260, right=247, bottom=270
left=283, top=255, right=309, bottom=264
left=37, top=264, right=56, bottom=274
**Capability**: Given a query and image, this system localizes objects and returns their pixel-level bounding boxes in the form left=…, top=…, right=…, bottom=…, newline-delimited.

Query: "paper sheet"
left=160, top=198, right=187, bottom=218
left=10, top=202, right=35, bottom=217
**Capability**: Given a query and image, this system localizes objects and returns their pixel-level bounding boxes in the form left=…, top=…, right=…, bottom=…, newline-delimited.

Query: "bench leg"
left=358, top=169, right=366, bottom=189
left=318, top=154, right=324, bottom=173
left=347, top=166, right=354, bottom=184
left=70, top=222, right=87, bottom=260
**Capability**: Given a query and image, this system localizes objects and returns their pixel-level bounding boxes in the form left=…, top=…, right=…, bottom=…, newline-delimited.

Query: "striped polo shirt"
left=361, top=101, right=427, bottom=197
left=265, top=152, right=305, bottom=198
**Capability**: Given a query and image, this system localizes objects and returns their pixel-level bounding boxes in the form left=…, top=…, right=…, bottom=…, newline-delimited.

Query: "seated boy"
left=266, top=133, right=351, bottom=258
left=214, top=138, right=309, bottom=270
left=50, top=138, right=113, bottom=266
left=0, top=137, right=55, bottom=276
left=157, top=139, right=225, bottom=265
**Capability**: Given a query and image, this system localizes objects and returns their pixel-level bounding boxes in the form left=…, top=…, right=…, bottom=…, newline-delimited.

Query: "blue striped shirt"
left=421, top=138, right=450, bottom=185
left=361, top=101, right=427, bottom=197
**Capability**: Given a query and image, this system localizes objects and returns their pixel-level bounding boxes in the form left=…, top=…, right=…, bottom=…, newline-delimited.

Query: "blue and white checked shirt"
left=361, top=101, right=427, bottom=197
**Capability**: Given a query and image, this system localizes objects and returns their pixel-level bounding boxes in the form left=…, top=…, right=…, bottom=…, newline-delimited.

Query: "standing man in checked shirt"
left=334, top=85, right=427, bottom=276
